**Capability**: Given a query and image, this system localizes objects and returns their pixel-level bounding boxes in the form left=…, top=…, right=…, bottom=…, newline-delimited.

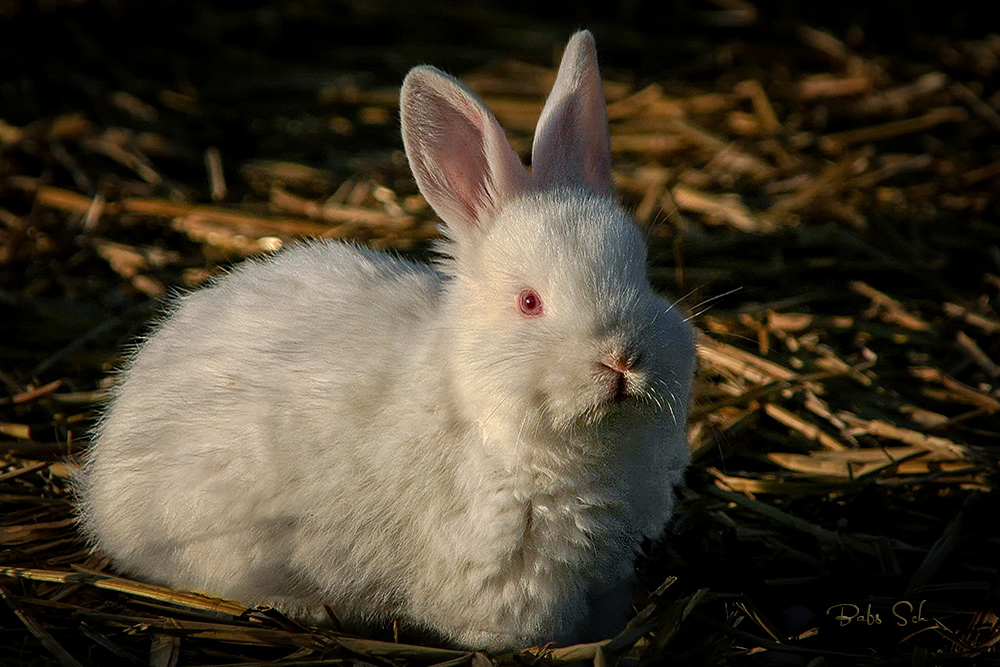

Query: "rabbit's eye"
left=518, top=289, right=544, bottom=318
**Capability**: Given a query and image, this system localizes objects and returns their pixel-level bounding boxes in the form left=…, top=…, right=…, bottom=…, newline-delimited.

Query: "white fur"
left=75, top=31, right=695, bottom=651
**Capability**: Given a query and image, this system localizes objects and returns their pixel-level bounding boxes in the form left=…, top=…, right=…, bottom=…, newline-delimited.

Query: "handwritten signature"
left=827, top=600, right=929, bottom=627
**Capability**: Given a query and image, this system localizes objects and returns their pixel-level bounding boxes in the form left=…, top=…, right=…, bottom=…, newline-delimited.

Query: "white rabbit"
left=75, top=30, right=695, bottom=651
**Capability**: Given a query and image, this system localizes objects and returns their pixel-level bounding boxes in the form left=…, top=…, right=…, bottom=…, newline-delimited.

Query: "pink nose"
left=599, top=352, right=633, bottom=374
left=598, top=349, right=636, bottom=402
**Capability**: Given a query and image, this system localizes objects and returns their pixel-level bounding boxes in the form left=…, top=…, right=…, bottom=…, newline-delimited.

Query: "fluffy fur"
left=75, top=31, right=696, bottom=650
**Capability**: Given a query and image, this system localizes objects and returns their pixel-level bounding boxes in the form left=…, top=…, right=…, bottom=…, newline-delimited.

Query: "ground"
left=1, top=2, right=999, bottom=665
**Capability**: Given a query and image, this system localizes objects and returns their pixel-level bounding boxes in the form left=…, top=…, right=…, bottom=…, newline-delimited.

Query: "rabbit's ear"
left=401, top=66, right=531, bottom=234
left=531, top=31, right=613, bottom=196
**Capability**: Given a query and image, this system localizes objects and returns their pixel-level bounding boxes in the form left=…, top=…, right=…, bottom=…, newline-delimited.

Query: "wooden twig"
left=955, top=331, right=1000, bottom=377
left=0, top=567, right=250, bottom=616
left=671, top=186, right=761, bottom=231
left=763, top=403, right=848, bottom=451
left=850, top=280, right=931, bottom=331
left=205, top=147, right=227, bottom=201
left=819, top=107, right=968, bottom=154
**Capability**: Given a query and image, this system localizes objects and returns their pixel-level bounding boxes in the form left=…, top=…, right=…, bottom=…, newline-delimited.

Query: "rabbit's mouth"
left=604, top=374, right=630, bottom=405
left=588, top=362, right=675, bottom=427
left=587, top=375, right=647, bottom=424
left=598, top=361, right=630, bottom=403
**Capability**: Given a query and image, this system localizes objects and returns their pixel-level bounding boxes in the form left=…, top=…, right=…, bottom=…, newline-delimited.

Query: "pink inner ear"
left=536, top=97, right=587, bottom=184
left=542, top=97, right=613, bottom=194
left=530, top=31, right=614, bottom=196
left=576, top=83, right=612, bottom=194
left=401, top=67, right=531, bottom=233
left=425, top=96, right=491, bottom=224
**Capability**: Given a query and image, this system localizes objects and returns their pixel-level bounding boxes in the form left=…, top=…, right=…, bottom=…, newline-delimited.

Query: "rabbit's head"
left=401, top=32, right=694, bottom=451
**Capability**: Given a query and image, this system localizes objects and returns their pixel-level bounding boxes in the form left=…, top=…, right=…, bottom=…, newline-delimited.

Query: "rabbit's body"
left=77, top=32, right=695, bottom=651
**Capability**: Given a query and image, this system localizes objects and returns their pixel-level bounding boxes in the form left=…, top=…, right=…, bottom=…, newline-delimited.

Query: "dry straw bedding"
left=1, top=4, right=999, bottom=666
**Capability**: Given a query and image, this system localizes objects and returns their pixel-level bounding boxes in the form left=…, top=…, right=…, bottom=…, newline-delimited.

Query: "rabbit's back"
left=77, top=242, right=444, bottom=610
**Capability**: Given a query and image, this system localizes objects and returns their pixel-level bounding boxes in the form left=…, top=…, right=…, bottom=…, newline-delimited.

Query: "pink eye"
left=518, top=289, right=543, bottom=317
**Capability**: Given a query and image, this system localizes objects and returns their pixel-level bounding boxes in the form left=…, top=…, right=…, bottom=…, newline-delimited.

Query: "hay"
left=1, top=2, right=998, bottom=665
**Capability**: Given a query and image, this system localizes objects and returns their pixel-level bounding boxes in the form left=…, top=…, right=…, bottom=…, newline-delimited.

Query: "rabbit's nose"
left=599, top=340, right=639, bottom=371
left=598, top=346, right=639, bottom=402
left=599, top=350, right=633, bottom=374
